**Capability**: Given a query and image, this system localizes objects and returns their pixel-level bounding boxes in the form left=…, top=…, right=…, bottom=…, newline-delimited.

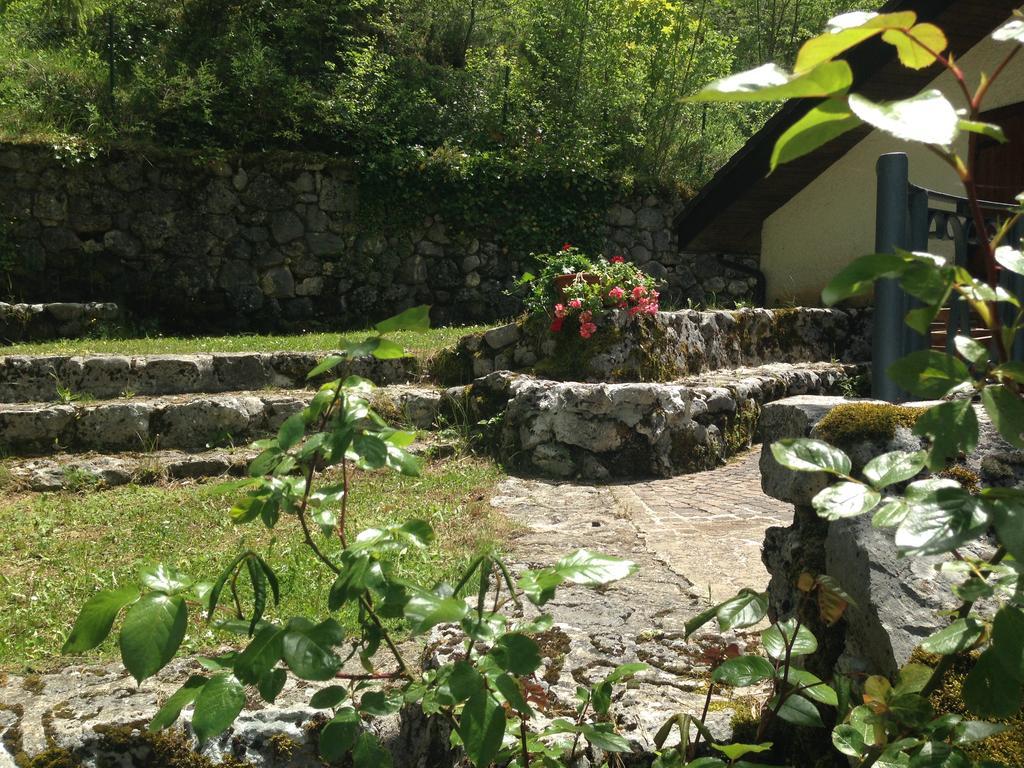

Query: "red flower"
left=579, top=322, right=598, bottom=339
left=561, top=243, right=572, bottom=251
left=610, top=255, right=625, bottom=264
left=550, top=316, right=565, bottom=333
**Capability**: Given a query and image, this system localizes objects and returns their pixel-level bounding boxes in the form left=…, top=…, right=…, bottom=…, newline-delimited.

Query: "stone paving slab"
left=613, top=448, right=792, bottom=602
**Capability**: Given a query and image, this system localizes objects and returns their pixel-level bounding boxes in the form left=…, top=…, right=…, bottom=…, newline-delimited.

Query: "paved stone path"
left=613, top=448, right=793, bottom=603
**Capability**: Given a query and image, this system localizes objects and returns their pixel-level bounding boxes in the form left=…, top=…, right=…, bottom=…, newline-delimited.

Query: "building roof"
left=674, top=0, right=1022, bottom=254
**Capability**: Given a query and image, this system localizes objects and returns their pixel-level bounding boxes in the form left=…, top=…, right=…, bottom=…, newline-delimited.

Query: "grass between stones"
left=0, top=325, right=489, bottom=359
left=0, top=455, right=510, bottom=672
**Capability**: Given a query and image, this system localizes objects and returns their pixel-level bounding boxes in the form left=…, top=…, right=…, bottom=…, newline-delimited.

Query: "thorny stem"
left=335, top=670, right=403, bottom=681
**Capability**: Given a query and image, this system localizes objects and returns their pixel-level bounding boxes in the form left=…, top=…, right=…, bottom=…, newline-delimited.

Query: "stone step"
left=3, top=431, right=465, bottom=492
left=0, top=351, right=420, bottom=403
left=0, top=385, right=446, bottom=457
left=467, top=361, right=864, bottom=480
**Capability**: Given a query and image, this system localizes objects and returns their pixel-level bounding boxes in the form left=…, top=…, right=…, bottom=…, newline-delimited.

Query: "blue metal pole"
left=873, top=153, right=910, bottom=401
left=905, top=186, right=930, bottom=355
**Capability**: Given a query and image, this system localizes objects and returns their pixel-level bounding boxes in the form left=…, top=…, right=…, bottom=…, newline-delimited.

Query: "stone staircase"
left=0, top=351, right=447, bottom=490
left=0, top=308, right=873, bottom=490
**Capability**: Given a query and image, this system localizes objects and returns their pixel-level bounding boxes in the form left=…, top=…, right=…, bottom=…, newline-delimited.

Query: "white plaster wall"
left=761, top=25, right=1024, bottom=306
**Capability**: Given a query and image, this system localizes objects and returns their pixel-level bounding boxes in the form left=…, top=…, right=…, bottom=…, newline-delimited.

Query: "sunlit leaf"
left=692, top=60, right=853, bottom=103
left=881, top=23, right=947, bottom=69
left=849, top=90, right=959, bottom=146
left=772, top=99, right=861, bottom=171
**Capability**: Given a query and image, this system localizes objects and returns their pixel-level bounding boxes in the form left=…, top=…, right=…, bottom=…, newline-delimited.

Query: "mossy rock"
left=814, top=403, right=925, bottom=451
left=912, top=650, right=1024, bottom=766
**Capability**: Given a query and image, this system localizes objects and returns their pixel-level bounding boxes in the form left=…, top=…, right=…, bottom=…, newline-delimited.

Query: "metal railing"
left=873, top=152, right=1023, bottom=401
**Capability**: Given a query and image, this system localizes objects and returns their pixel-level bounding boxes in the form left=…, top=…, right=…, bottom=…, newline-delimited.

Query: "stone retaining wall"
left=466, top=363, right=860, bottom=480
left=434, top=307, right=871, bottom=384
left=0, top=143, right=759, bottom=332
left=0, top=301, right=120, bottom=344
left=0, top=351, right=418, bottom=403
left=0, top=385, right=443, bottom=455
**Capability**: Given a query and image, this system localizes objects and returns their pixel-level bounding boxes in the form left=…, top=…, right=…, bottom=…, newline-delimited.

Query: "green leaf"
left=192, top=673, right=245, bottom=744
left=762, top=618, right=818, bottom=659
left=307, top=355, right=344, bottom=380
left=953, top=720, right=1007, bottom=744
left=448, top=661, right=484, bottom=701
left=493, top=673, right=532, bottom=715
left=310, top=685, right=348, bottom=709
left=813, top=481, right=881, bottom=520
left=963, top=648, right=1023, bottom=718
left=712, top=742, right=772, bottom=761
left=771, top=98, right=861, bottom=171
left=715, top=589, right=769, bottom=631
left=987, top=488, right=1024, bottom=562
left=359, top=690, right=402, bottom=716
left=822, top=252, right=909, bottom=305
left=784, top=668, right=838, bottom=706
left=353, top=731, right=393, bottom=768
left=553, top=549, right=637, bottom=585
left=140, top=564, right=193, bottom=595
left=277, top=413, right=306, bottom=450
left=516, top=567, right=564, bottom=606
left=150, top=675, right=207, bottom=731
left=257, top=668, right=286, bottom=703
left=771, top=438, right=851, bottom=476
left=873, top=498, right=911, bottom=528
left=281, top=618, right=344, bottom=681
left=579, top=723, right=631, bottom=753
left=370, top=338, right=406, bottom=360
left=894, top=486, right=987, bottom=556
left=233, top=624, right=283, bottom=685
left=404, top=588, right=469, bottom=632
left=909, top=742, right=970, bottom=768
left=848, top=90, right=959, bottom=146
left=774, top=693, right=825, bottom=727
left=888, top=350, right=970, bottom=399
left=862, top=450, right=928, bottom=490
left=459, top=691, right=507, bottom=768
left=992, top=606, right=1024, bottom=681
left=603, top=662, right=649, bottom=684
left=958, top=120, right=1008, bottom=144
left=981, top=385, right=1024, bottom=448
left=913, top=399, right=978, bottom=470
left=953, top=335, right=989, bottom=366
left=881, top=23, right=947, bottom=69
left=684, top=603, right=720, bottom=639
left=833, top=724, right=867, bottom=757
left=993, top=18, right=1024, bottom=44
left=920, top=619, right=984, bottom=655
left=711, top=655, right=775, bottom=687
left=246, top=557, right=267, bottom=637
left=490, top=633, right=542, bottom=675
left=795, top=11, right=918, bottom=73
left=63, top=586, right=139, bottom=653
left=375, top=305, right=430, bottom=333
left=319, top=707, right=360, bottom=762
left=119, top=593, right=188, bottom=683
left=353, top=433, right=388, bottom=469
left=691, top=60, right=853, bottom=103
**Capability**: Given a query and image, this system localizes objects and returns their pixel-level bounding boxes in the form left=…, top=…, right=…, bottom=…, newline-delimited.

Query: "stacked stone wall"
left=0, top=143, right=759, bottom=333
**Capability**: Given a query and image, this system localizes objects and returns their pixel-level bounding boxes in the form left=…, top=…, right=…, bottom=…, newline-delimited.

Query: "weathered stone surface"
left=0, top=403, right=75, bottom=453
left=75, top=402, right=153, bottom=451
left=0, top=352, right=420, bottom=403
left=1, top=143, right=758, bottom=333
left=0, top=301, right=122, bottom=344
left=433, top=308, right=871, bottom=386
left=0, top=473, right=747, bottom=767
left=470, top=362, right=860, bottom=480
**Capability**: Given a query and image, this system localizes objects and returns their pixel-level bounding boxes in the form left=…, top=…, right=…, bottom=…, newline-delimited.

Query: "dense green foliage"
left=0, top=0, right=875, bottom=186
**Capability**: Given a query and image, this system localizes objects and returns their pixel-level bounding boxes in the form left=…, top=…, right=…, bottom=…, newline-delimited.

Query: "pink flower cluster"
left=578, top=310, right=597, bottom=339
left=628, top=285, right=660, bottom=317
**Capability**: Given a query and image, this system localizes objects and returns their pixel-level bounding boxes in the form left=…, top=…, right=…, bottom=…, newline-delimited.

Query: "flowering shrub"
left=523, top=244, right=660, bottom=338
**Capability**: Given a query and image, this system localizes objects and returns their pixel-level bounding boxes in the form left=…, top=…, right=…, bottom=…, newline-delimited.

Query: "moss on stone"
left=723, top=401, right=760, bottom=456
left=427, top=345, right=476, bottom=387
left=911, top=650, right=1024, bottom=766
left=814, top=403, right=924, bottom=450
left=938, top=464, right=981, bottom=494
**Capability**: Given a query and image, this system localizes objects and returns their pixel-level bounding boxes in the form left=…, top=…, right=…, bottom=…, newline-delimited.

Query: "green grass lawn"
left=0, top=325, right=491, bottom=358
left=0, top=456, right=509, bottom=672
